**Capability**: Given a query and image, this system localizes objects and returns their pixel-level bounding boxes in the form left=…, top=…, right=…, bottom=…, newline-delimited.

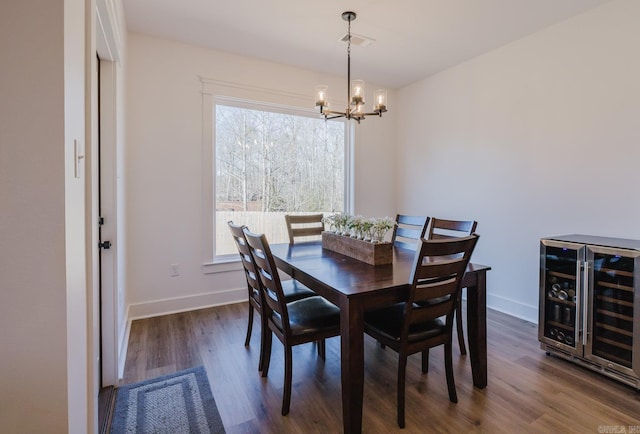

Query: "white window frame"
left=200, top=78, right=353, bottom=273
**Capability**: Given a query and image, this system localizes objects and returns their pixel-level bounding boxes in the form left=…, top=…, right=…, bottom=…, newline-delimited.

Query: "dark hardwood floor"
left=121, top=302, right=640, bottom=433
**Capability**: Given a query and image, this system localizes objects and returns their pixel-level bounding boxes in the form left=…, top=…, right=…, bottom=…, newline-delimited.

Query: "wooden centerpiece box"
left=321, top=231, right=392, bottom=266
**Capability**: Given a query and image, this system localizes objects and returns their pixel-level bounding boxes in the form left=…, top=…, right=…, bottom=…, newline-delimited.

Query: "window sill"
left=202, top=259, right=242, bottom=275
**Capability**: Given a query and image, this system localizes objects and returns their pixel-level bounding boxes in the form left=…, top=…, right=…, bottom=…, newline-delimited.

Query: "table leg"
left=466, top=270, right=487, bottom=388
left=340, top=299, right=364, bottom=434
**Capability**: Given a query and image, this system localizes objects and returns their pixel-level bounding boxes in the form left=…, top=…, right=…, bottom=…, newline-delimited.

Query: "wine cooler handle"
left=576, top=259, right=582, bottom=344
left=582, top=260, right=589, bottom=346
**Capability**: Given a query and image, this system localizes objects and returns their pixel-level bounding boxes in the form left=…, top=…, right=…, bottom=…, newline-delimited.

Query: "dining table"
left=269, top=240, right=491, bottom=434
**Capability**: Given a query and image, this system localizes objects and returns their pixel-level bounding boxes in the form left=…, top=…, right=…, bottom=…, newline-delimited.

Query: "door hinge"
left=99, top=240, right=112, bottom=249
left=99, top=217, right=105, bottom=225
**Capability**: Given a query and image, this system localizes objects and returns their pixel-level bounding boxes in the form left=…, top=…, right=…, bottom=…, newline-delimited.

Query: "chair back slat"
left=291, top=226, right=324, bottom=238
left=395, top=226, right=424, bottom=241
left=414, top=259, right=462, bottom=280
left=397, top=214, right=429, bottom=226
left=285, top=214, right=325, bottom=244
left=411, top=300, right=453, bottom=323
left=391, top=214, right=429, bottom=250
left=414, top=278, right=458, bottom=301
left=428, top=218, right=477, bottom=240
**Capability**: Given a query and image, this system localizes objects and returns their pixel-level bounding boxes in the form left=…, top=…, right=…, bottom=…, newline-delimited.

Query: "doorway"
left=95, top=54, right=121, bottom=433
left=98, top=56, right=119, bottom=388
left=94, top=2, right=122, bottom=431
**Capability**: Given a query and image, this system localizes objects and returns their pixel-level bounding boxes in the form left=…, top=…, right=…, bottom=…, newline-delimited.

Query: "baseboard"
left=485, top=293, right=538, bottom=324
left=127, top=287, right=247, bottom=321
left=125, top=287, right=534, bottom=323
left=117, top=305, right=130, bottom=380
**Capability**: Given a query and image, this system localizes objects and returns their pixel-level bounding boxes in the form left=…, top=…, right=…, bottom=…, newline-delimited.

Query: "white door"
left=99, top=57, right=119, bottom=386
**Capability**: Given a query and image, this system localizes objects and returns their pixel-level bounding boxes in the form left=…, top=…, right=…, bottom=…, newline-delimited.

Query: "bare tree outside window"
left=215, top=103, right=346, bottom=256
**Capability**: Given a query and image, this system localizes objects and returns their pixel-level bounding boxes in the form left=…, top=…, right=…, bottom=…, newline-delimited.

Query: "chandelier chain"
left=347, top=15, right=352, bottom=114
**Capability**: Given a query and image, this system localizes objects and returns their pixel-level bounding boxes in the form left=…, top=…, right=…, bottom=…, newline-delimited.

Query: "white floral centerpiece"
left=321, top=213, right=337, bottom=232
left=320, top=214, right=395, bottom=265
left=347, top=215, right=365, bottom=238
left=361, top=218, right=374, bottom=241
left=322, top=213, right=396, bottom=243
left=371, top=216, right=396, bottom=243
left=322, top=212, right=351, bottom=235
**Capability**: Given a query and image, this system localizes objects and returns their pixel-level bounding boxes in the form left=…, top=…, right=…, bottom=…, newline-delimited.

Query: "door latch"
left=99, top=241, right=112, bottom=249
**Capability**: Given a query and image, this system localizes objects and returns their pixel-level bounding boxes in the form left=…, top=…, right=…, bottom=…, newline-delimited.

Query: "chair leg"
left=421, top=349, right=429, bottom=373
left=456, top=297, right=467, bottom=355
left=261, top=330, right=273, bottom=378
left=317, top=339, right=326, bottom=361
left=397, top=354, right=407, bottom=429
left=444, top=340, right=458, bottom=403
left=282, top=345, right=293, bottom=416
left=245, top=303, right=254, bottom=347
left=258, top=312, right=267, bottom=372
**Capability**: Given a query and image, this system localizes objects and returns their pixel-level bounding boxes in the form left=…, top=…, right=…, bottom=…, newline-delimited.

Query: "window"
left=212, top=97, right=350, bottom=260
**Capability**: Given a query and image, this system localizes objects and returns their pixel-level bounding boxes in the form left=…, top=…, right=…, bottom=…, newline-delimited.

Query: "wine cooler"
left=539, top=234, right=640, bottom=389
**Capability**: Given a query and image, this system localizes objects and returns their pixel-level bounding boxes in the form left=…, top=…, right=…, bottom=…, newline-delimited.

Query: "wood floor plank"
left=120, top=303, right=640, bottom=433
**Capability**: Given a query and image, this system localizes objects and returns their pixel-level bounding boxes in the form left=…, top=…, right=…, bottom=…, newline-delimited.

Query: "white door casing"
left=96, top=0, right=122, bottom=387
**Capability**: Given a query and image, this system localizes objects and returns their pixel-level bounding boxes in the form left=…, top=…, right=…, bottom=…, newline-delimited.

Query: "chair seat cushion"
left=281, top=279, right=316, bottom=302
left=364, top=303, right=445, bottom=343
left=274, top=296, right=340, bottom=335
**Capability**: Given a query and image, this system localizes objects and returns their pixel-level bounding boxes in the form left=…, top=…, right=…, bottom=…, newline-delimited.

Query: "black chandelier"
left=315, top=11, right=388, bottom=124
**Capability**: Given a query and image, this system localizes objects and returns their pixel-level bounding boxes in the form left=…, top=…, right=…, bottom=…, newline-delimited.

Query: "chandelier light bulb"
left=374, top=89, right=387, bottom=113
left=351, top=80, right=365, bottom=105
left=315, top=85, right=328, bottom=108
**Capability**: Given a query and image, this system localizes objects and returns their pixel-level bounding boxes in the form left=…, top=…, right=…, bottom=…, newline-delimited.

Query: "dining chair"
left=426, top=218, right=478, bottom=355
left=227, top=221, right=315, bottom=371
left=376, top=214, right=430, bottom=350
left=284, top=213, right=325, bottom=244
left=391, top=214, right=430, bottom=250
left=242, top=227, right=341, bottom=416
left=364, top=235, right=479, bottom=428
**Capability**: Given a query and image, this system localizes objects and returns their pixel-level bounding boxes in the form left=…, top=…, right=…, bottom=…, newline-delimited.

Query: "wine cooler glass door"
left=539, top=240, right=585, bottom=355
left=585, top=246, right=640, bottom=379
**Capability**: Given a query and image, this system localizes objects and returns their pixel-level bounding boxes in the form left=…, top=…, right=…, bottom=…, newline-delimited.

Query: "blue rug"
left=111, top=366, right=225, bottom=434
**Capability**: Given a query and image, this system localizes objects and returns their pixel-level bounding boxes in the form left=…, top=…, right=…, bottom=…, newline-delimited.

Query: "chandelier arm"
left=322, top=109, right=348, bottom=116
left=324, top=114, right=347, bottom=120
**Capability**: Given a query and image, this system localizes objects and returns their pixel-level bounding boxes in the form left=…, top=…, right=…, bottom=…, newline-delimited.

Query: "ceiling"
left=124, top=0, right=611, bottom=89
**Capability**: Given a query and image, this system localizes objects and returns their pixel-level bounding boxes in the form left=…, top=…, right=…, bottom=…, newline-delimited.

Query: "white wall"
left=0, top=0, right=89, bottom=432
left=125, top=34, right=397, bottom=317
left=396, top=0, right=640, bottom=323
